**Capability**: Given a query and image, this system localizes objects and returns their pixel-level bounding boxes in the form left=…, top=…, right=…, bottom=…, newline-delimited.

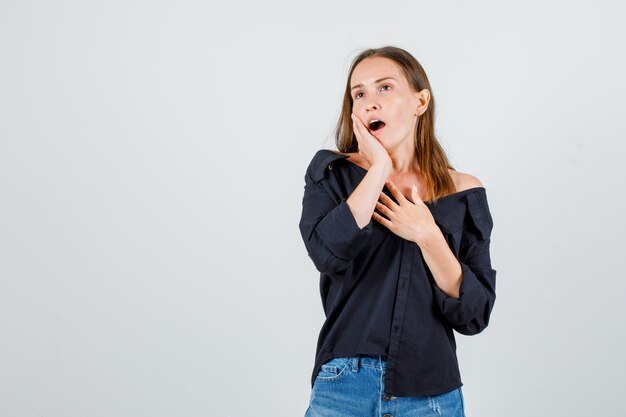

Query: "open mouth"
left=369, top=119, right=387, bottom=133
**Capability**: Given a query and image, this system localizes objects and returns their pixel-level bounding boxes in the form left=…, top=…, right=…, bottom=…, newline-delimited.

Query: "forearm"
left=417, top=227, right=462, bottom=299
left=347, top=163, right=391, bottom=229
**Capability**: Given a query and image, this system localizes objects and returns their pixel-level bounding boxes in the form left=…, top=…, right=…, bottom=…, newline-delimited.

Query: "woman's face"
left=350, top=57, right=428, bottom=149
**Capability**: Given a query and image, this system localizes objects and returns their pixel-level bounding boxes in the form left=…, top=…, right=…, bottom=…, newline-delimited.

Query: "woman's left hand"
left=373, top=179, right=438, bottom=245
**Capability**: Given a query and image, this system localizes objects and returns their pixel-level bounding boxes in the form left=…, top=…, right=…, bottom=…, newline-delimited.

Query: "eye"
left=353, top=84, right=392, bottom=100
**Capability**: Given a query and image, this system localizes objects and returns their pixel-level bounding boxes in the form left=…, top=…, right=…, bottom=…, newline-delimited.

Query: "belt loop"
left=351, top=355, right=360, bottom=372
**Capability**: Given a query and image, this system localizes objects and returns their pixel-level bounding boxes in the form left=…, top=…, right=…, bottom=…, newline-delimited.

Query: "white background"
left=1, top=1, right=624, bottom=416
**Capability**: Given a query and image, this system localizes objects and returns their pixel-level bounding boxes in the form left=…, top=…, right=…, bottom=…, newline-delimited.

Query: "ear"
left=415, top=89, right=431, bottom=116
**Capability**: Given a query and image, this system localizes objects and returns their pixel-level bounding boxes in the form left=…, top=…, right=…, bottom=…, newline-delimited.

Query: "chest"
left=387, top=174, right=429, bottom=202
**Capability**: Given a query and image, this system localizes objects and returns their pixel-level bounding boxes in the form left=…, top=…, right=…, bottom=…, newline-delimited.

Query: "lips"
left=368, top=119, right=387, bottom=134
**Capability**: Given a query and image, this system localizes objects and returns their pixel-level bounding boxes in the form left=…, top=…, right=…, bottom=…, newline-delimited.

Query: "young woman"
left=299, top=46, right=497, bottom=417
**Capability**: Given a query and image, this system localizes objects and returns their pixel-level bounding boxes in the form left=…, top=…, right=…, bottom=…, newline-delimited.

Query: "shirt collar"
left=310, top=150, right=350, bottom=182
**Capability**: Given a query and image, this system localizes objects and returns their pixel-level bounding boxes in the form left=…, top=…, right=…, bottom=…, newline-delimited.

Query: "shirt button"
left=383, top=393, right=392, bottom=401
left=328, top=164, right=333, bottom=170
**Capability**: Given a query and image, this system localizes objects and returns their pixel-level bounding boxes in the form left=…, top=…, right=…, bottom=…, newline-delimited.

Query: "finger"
left=352, top=112, right=363, bottom=126
left=372, top=211, right=392, bottom=229
left=385, top=179, right=406, bottom=204
left=352, top=113, right=366, bottom=135
left=353, top=113, right=373, bottom=139
left=410, top=184, right=425, bottom=206
left=375, top=201, right=393, bottom=217
left=379, top=190, right=399, bottom=209
left=351, top=113, right=363, bottom=142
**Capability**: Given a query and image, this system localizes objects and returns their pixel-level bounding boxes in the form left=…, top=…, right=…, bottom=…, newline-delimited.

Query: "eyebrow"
left=351, top=77, right=396, bottom=91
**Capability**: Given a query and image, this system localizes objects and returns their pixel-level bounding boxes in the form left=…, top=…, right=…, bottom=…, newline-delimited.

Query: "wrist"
left=370, top=161, right=392, bottom=176
left=368, top=163, right=392, bottom=185
left=413, top=223, right=441, bottom=249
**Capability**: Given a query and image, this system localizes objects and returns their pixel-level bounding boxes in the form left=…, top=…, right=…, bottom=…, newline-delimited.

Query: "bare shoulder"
left=448, top=169, right=484, bottom=192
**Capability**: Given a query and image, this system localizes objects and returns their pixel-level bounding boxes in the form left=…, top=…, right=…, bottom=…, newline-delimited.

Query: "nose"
left=366, top=103, right=378, bottom=111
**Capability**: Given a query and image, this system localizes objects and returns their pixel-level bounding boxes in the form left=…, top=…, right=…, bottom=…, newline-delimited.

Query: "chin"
left=375, top=137, right=389, bottom=148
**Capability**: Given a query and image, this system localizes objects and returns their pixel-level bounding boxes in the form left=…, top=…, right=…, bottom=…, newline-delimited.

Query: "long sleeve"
left=299, top=172, right=374, bottom=274
left=432, top=190, right=497, bottom=335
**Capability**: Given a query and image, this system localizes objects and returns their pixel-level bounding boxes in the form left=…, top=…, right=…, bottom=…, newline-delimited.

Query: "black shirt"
left=298, top=149, right=497, bottom=397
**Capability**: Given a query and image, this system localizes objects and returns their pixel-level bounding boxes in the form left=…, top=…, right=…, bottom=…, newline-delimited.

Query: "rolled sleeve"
left=299, top=173, right=373, bottom=274
left=433, top=258, right=496, bottom=335
left=432, top=189, right=497, bottom=335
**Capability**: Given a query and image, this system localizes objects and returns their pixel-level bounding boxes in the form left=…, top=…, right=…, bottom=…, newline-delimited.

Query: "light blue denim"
left=304, top=355, right=465, bottom=417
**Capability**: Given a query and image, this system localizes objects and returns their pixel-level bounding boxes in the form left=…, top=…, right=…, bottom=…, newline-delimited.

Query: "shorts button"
left=383, top=413, right=392, bottom=417
left=383, top=394, right=392, bottom=401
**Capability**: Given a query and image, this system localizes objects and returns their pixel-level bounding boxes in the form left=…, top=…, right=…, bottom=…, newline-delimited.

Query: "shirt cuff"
left=432, top=262, right=489, bottom=327
left=316, top=197, right=374, bottom=260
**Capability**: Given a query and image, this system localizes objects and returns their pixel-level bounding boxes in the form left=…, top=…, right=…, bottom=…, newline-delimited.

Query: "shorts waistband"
left=348, top=354, right=387, bottom=371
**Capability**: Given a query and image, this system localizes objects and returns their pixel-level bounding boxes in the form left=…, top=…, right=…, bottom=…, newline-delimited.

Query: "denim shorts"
left=304, top=354, right=465, bottom=417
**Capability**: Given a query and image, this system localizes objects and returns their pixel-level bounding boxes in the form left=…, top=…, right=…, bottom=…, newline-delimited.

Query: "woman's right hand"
left=351, top=113, right=392, bottom=171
